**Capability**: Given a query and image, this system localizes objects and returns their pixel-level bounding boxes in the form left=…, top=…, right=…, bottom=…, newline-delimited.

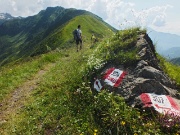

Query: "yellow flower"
left=134, top=133, right=138, bottom=135
left=94, top=129, right=98, bottom=135
left=145, top=122, right=151, bottom=127
left=121, top=121, right=126, bottom=126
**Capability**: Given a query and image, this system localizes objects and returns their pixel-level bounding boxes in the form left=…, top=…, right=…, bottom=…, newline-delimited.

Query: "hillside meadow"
left=0, top=10, right=115, bottom=66
left=0, top=27, right=180, bottom=134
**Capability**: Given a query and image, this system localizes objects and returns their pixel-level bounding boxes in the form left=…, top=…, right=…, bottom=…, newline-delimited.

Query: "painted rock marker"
left=140, top=93, right=180, bottom=117
left=93, top=68, right=126, bottom=92
left=103, top=68, right=126, bottom=87
left=94, top=79, right=103, bottom=92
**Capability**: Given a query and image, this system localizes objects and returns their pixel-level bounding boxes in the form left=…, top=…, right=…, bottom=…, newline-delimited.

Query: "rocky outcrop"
left=92, top=33, right=180, bottom=116
left=123, top=34, right=180, bottom=105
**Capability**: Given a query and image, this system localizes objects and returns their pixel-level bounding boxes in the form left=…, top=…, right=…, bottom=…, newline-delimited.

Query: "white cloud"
left=74, top=0, right=136, bottom=29
left=84, top=0, right=109, bottom=19
left=132, top=5, right=172, bottom=27
left=0, top=0, right=179, bottom=35
left=79, top=1, right=173, bottom=31
left=152, top=15, right=166, bottom=27
left=105, top=1, right=135, bottom=27
left=150, top=21, right=180, bottom=35
left=11, top=0, right=16, bottom=11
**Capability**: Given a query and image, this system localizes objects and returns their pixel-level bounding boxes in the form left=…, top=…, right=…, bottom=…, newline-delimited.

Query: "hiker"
left=74, top=25, right=82, bottom=52
left=90, top=34, right=97, bottom=48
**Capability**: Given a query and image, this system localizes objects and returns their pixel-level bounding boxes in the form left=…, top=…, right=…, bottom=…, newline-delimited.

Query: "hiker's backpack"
left=73, top=29, right=78, bottom=40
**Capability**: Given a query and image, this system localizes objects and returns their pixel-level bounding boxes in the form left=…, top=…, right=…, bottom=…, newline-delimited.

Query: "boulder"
left=91, top=33, right=180, bottom=117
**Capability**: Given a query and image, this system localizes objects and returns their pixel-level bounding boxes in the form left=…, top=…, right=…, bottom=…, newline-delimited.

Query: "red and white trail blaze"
left=103, top=68, right=126, bottom=87
left=93, top=68, right=126, bottom=92
left=140, top=93, right=180, bottom=117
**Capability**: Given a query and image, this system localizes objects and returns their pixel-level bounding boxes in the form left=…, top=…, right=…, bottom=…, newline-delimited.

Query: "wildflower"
left=134, top=133, right=138, bottom=135
left=121, top=121, right=126, bottom=126
left=82, top=82, right=85, bottom=86
left=145, top=122, right=152, bottom=126
left=94, top=129, right=98, bottom=135
left=168, top=119, right=172, bottom=122
left=76, top=88, right=81, bottom=93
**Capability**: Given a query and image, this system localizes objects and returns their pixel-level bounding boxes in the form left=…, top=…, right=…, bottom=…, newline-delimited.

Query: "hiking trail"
left=0, top=63, right=55, bottom=126
left=0, top=44, right=90, bottom=134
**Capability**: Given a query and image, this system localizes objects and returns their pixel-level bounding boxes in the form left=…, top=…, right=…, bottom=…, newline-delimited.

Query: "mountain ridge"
left=0, top=13, right=22, bottom=25
left=148, top=27, right=180, bottom=58
left=171, top=57, right=180, bottom=65
left=0, top=13, right=14, bottom=20
left=0, top=6, right=115, bottom=66
left=0, top=7, right=180, bottom=134
left=0, top=13, right=14, bottom=24
left=163, top=47, right=180, bottom=59
left=1, top=27, right=180, bottom=134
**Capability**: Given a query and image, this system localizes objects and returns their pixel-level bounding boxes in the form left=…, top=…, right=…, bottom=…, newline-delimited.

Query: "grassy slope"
left=1, top=28, right=180, bottom=134
left=0, top=13, right=115, bottom=66
left=32, top=15, right=115, bottom=55
left=0, top=14, right=114, bottom=103
left=0, top=15, right=115, bottom=134
left=158, top=55, right=180, bottom=88
left=171, top=57, right=180, bottom=66
left=0, top=40, right=95, bottom=134
left=0, top=32, right=27, bottom=64
left=0, top=53, right=66, bottom=101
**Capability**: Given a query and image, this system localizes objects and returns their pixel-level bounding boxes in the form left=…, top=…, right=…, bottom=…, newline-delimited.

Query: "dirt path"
left=0, top=63, right=55, bottom=126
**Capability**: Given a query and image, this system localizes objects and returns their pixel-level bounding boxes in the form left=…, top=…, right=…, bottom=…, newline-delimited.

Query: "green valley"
left=0, top=6, right=115, bottom=66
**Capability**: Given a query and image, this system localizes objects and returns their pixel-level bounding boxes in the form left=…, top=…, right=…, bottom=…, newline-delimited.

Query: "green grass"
left=1, top=27, right=180, bottom=135
left=0, top=42, right=93, bottom=134
left=34, top=15, right=115, bottom=54
left=0, top=11, right=115, bottom=66
left=158, top=54, right=180, bottom=88
left=0, top=51, right=63, bottom=102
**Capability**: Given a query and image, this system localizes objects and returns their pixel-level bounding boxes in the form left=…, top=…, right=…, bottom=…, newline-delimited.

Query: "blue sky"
left=0, top=0, right=180, bottom=35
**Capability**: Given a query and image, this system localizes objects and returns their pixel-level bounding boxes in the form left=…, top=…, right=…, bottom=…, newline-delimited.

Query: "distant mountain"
left=161, top=47, right=180, bottom=59
left=0, top=6, right=116, bottom=65
left=148, top=28, right=180, bottom=58
left=170, top=57, right=180, bottom=65
left=0, top=13, right=16, bottom=25
left=0, top=13, right=13, bottom=19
